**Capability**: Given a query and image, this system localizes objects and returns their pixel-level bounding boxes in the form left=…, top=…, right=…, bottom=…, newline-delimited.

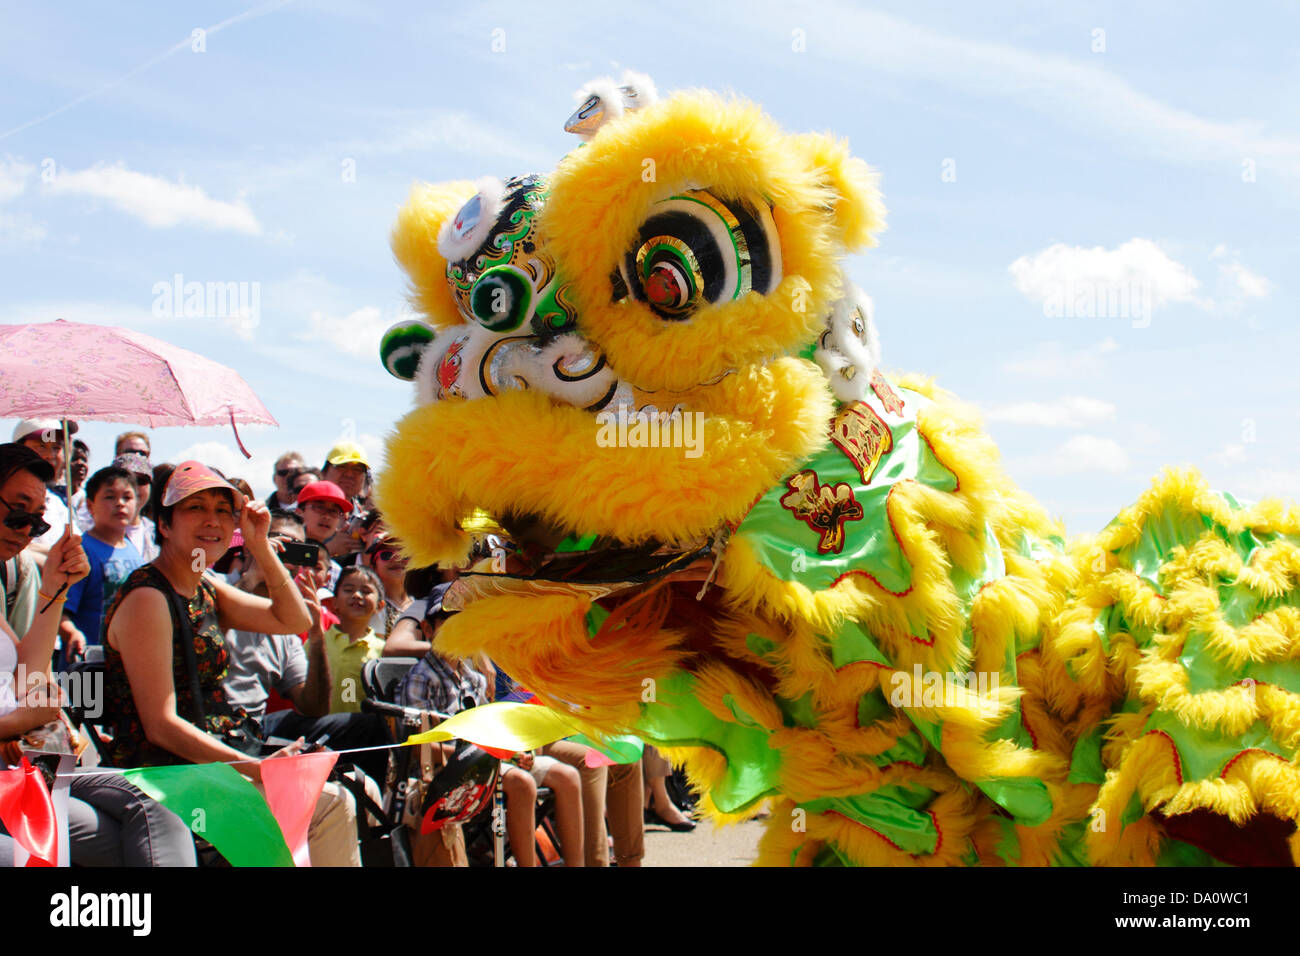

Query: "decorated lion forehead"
left=378, top=73, right=888, bottom=567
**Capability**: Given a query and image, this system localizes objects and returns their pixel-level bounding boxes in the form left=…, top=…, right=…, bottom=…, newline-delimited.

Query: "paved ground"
left=642, top=815, right=765, bottom=867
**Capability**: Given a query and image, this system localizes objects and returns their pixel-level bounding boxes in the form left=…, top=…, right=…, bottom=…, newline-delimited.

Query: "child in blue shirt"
left=59, top=466, right=144, bottom=668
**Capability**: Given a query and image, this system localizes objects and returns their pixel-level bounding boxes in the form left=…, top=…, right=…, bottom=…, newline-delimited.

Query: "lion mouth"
left=377, top=356, right=835, bottom=569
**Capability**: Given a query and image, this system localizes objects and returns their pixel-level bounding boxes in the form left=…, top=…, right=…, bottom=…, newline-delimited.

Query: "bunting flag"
left=571, top=733, right=644, bottom=767
left=119, top=763, right=294, bottom=867
left=0, top=758, right=57, bottom=866
left=261, top=752, right=338, bottom=867
left=405, top=701, right=583, bottom=752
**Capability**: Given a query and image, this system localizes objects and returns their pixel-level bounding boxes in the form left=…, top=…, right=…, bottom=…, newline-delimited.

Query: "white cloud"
left=172, top=440, right=267, bottom=487
left=1229, top=468, right=1300, bottom=504
left=1214, top=444, right=1247, bottom=466
left=1009, top=239, right=1203, bottom=321
left=298, top=305, right=397, bottom=359
left=1219, top=261, right=1271, bottom=300
left=1016, top=434, right=1130, bottom=476
left=984, top=396, right=1116, bottom=428
left=1001, top=337, right=1119, bottom=380
left=0, top=156, right=33, bottom=202
left=44, top=163, right=261, bottom=234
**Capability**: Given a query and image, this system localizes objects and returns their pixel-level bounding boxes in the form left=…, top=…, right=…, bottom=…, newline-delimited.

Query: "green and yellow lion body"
left=376, top=79, right=1300, bottom=866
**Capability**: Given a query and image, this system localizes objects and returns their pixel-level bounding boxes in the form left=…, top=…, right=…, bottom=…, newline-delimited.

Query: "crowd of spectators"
left=0, top=420, right=698, bottom=867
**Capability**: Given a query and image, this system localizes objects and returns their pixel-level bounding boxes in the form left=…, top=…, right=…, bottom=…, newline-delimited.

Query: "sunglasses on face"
left=276, top=468, right=301, bottom=478
left=371, top=548, right=398, bottom=563
left=0, top=496, right=51, bottom=538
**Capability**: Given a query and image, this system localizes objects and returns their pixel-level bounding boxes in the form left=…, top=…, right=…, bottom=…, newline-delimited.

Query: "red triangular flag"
left=261, top=752, right=338, bottom=867
left=0, top=758, right=57, bottom=866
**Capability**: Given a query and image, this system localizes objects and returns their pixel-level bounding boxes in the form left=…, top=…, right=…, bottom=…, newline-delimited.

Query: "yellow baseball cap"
left=325, top=441, right=369, bottom=468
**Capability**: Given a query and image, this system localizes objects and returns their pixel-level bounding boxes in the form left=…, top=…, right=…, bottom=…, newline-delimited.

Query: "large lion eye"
left=619, top=190, right=781, bottom=320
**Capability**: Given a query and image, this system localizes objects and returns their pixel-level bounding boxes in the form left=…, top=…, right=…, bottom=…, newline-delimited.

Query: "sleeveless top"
left=103, top=564, right=248, bottom=767
left=0, top=630, right=17, bottom=718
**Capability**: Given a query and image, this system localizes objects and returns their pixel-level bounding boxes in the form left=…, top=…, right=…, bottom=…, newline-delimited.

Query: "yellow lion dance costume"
left=376, top=75, right=1300, bottom=866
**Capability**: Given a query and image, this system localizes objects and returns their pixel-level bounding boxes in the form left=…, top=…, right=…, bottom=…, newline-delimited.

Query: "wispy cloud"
left=338, top=109, right=554, bottom=169
left=0, top=300, right=157, bottom=329
left=298, top=305, right=399, bottom=359
left=984, top=396, right=1116, bottom=428
left=44, top=164, right=261, bottom=234
left=0, top=212, right=46, bottom=246
left=0, top=156, right=34, bottom=202
left=1001, top=337, right=1120, bottom=380
left=1015, top=434, right=1131, bottom=476
left=1219, top=261, right=1272, bottom=300
left=820, top=6, right=1300, bottom=184
left=0, top=0, right=297, bottom=141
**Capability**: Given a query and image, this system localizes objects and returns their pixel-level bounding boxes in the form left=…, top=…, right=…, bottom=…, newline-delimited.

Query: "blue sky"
left=1, top=0, right=1297, bottom=531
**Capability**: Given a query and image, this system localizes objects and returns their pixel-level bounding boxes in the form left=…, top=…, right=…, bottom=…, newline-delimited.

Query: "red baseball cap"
left=297, top=480, right=351, bottom=512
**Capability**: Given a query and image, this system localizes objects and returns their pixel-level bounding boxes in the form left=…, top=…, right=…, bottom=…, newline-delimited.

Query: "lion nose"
left=481, top=333, right=617, bottom=409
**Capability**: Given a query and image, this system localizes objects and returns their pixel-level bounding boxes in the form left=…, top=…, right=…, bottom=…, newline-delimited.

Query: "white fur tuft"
left=437, top=176, right=507, bottom=263
left=813, top=280, right=882, bottom=403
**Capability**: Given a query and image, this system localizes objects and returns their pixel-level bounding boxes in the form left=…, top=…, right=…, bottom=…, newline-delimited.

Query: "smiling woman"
left=99, top=461, right=365, bottom=865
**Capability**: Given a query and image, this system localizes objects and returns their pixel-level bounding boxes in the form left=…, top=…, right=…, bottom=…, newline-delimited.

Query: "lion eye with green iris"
left=469, top=265, right=533, bottom=332
left=619, top=189, right=782, bottom=321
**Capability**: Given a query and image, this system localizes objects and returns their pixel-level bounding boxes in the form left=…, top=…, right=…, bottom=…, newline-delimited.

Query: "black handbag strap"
left=158, top=580, right=206, bottom=726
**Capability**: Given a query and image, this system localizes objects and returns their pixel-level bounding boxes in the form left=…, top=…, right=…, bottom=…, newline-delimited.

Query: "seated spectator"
left=321, top=442, right=370, bottom=512
left=382, top=566, right=444, bottom=658
left=0, top=441, right=196, bottom=867
left=114, top=431, right=150, bottom=458
left=102, top=461, right=363, bottom=866
left=364, top=539, right=411, bottom=637
left=322, top=566, right=386, bottom=714
left=397, top=602, right=584, bottom=866
left=59, top=439, right=90, bottom=514
left=58, top=466, right=145, bottom=667
left=297, top=481, right=349, bottom=590
left=12, top=419, right=77, bottom=566
left=358, top=509, right=386, bottom=549
left=84, top=453, right=158, bottom=563
left=265, top=452, right=305, bottom=511
left=225, top=510, right=390, bottom=784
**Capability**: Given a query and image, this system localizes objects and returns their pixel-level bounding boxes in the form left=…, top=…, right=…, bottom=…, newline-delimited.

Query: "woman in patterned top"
left=103, top=462, right=315, bottom=779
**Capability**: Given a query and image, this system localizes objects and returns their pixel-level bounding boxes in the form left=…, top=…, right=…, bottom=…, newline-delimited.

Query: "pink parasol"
left=0, top=319, right=277, bottom=608
left=0, top=319, right=277, bottom=432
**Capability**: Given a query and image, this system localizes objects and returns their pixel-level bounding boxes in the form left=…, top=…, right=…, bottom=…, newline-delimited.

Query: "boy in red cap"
left=296, top=480, right=350, bottom=591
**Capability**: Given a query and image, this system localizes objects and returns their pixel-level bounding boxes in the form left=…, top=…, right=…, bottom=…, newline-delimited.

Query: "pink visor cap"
left=162, top=461, right=247, bottom=509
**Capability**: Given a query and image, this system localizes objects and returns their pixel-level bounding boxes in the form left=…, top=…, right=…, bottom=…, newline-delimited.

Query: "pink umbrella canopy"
left=0, top=319, right=277, bottom=429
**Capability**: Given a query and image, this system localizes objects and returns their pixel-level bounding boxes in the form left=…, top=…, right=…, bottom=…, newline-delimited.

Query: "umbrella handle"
left=61, top=417, right=73, bottom=516
left=228, top=407, right=252, bottom=459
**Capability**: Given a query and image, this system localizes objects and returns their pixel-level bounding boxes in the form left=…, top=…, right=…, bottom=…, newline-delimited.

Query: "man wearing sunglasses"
left=11, top=419, right=77, bottom=570
left=264, top=451, right=305, bottom=512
